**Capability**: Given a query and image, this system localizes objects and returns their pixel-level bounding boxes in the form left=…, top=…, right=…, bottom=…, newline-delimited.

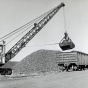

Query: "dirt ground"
left=0, top=70, right=88, bottom=88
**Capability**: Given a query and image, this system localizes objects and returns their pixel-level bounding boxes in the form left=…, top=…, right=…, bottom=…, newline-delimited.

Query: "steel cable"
left=0, top=6, right=56, bottom=41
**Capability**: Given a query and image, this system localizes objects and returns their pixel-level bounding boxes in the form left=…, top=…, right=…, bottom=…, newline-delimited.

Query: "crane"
left=0, top=3, right=65, bottom=75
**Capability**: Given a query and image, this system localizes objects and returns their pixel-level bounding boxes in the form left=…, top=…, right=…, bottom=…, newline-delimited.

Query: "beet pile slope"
left=12, top=50, right=61, bottom=74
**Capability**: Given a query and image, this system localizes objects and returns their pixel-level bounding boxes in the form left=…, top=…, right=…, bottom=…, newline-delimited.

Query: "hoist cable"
left=25, top=43, right=59, bottom=47
left=63, top=7, right=67, bottom=33
left=5, top=7, right=56, bottom=44
left=6, top=25, right=33, bottom=45
left=0, top=7, right=55, bottom=41
left=0, top=13, right=46, bottom=41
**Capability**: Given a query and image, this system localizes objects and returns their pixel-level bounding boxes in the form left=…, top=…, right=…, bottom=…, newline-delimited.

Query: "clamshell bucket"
left=59, top=32, right=75, bottom=50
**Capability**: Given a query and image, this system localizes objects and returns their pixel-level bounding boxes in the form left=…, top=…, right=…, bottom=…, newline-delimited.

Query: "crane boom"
left=5, top=3, right=65, bottom=63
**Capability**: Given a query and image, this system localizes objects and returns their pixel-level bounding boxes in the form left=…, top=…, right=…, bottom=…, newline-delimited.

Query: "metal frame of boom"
left=4, top=3, right=65, bottom=63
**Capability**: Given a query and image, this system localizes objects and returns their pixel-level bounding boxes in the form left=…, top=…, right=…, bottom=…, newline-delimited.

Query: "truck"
left=56, top=51, right=88, bottom=71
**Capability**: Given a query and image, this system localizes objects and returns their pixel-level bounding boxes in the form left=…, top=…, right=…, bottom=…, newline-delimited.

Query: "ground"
left=0, top=70, right=88, bottom=88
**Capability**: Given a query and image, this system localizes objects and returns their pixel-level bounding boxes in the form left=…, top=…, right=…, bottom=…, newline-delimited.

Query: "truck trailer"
left=56, top=51, right=88, bottom=71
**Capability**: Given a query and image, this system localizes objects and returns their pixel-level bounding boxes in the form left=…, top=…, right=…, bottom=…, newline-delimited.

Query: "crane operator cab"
left=0, top=41, right=5, bottom=66
left=59, top=32, right=75, bottom=50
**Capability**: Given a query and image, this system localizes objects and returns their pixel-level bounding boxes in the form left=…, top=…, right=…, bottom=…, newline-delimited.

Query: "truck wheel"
left=6, top=70, right=12, bottom=75
left=1, top=71, right=5, bottom=75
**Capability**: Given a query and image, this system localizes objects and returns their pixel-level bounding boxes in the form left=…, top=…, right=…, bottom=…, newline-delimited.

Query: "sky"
left=0, top=0, right=88, bottom=61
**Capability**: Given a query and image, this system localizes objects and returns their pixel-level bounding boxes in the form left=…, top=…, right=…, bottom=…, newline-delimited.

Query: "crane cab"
left=0, top=45, right=4, bottom=66
left=0, top=41, right=5, bottom=65
left=59, top=32, right=75, bottom=50
left=0, top=45, right=3, bottom=53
